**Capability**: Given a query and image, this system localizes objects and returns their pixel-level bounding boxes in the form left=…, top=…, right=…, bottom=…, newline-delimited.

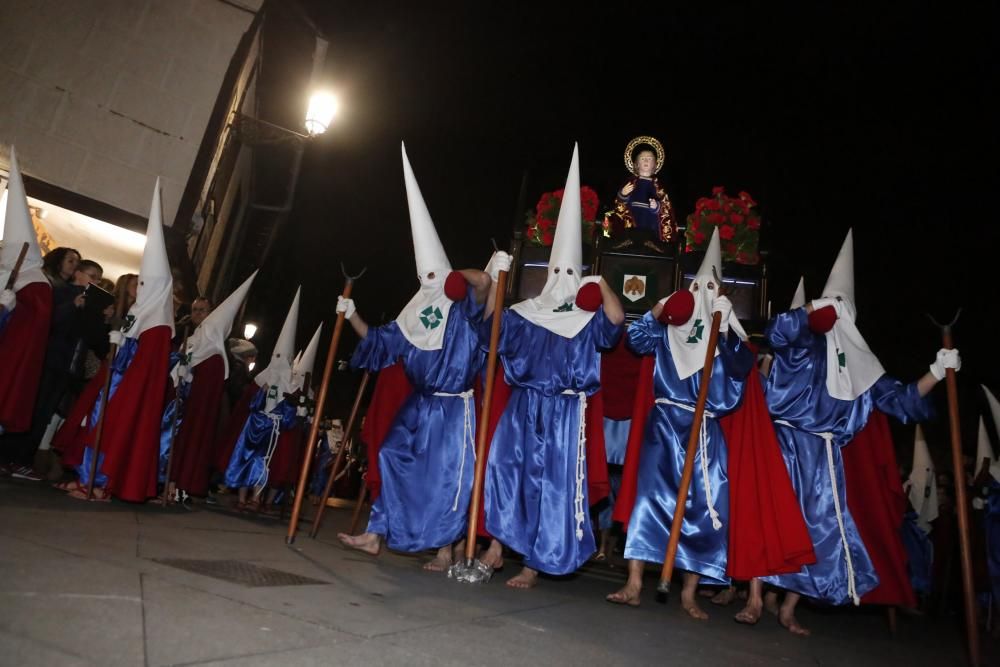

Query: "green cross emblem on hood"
left=686, top=318, right=705, bottom=344
left=837, top=349, right=846, bottom=369
left=553, top=301, right=575, bottom=313
left=420, top=305, right=444, bottom=330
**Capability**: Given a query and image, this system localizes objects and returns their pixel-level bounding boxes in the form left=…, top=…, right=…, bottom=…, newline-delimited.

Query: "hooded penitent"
left=123, top=178, right=174, bottom=341
left=395, top=143, right=454, bottom=351
left=255, top=287, right=300, bottom=411
left=907, top=425, right=938, bottom=532
left=291, top=323, right=322, bottom=392
left=981, top=385, right=1000, bottom=483
left=666, top=227, right=747, bottom=380
left=0, top=148, right=47, bottom=291
left=185, top=271, right=257, bottom=378
left=818, top=229, right=884, bottom=400
left=790, top=276, right=806, bottom=310
left=510, top=143, right=596, bottom=339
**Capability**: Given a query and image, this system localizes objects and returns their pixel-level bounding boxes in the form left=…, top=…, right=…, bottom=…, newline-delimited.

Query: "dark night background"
left=235, top=2, right=997, bottom=466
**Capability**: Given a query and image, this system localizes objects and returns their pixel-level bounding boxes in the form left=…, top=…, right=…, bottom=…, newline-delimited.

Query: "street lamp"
left=244, top=322, right=258, bottom=339
left=305, top=91, right=338, bottom=135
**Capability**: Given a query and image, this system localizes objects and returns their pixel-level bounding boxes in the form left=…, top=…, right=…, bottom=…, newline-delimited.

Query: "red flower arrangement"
left=685, top=187, right=761, bottom=264
left=525, top=185, right=601, bottom=246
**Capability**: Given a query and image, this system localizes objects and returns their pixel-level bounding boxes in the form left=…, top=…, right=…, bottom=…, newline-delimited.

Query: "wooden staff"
left=459, top=267, right=508, bottom=565
left=310, top=369, right=370, bottom=538
left=349, top=472, right=369, bottom=534
left=930, top=313, right=979, bottom=666
left=0, top=242, right=29, bottom=316
left=160, top=326, right=190, bottom=507
left=657, top=307, right=724, bottom=596
left=286, top=267, right=363, bottom=543
left=85, top=287, right=130, bottom=500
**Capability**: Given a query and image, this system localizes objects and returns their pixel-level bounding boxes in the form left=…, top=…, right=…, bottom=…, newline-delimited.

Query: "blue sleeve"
left=592, top=307, right=623, bottom=350
left=718, top=332, right=754, bottom=379
left=458, top=282, right=485, bottom=322
left=871, top=375, right=934, bottom=424
left=351, top=322, right=404, bottom=372
left=627, top=311, right=661, bottom=356
left=766, top=308, right=815, bottom=349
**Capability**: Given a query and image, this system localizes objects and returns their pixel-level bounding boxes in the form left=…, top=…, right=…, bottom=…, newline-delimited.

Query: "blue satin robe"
left=77, top=337, right=140, bottom=487
left=352, top=288, right=485, bottom=552
left=985, top=481, right=1000, bottom=603
left=761, top=308, right=932, bottom=604
left=223, top=390, right=298, bottom=489
left=900, top=510, right=933, bottom=595
left=158, top=352, right=187, bottom=482
left=623, top=312, right=753, bottom=583
left=485, top=308, right=622, bottom=575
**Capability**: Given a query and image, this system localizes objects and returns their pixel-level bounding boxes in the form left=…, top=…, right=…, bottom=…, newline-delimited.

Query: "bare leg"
left=594, top=528, right=609, bottom=561
left=735, top=578, right=764, bottom=624
left=711, top=585, right=738, bottom=605
left=423, top=544, right=454, bottom=571
left=606, top=559, right=643, bottom=606
left=451, top=539, right=466, bottom=563
left=680, top=572, right=709, bottom=620
left=764, top=590, right=780, bottom=616
left=778, top=592, right=810, bottom=636
left=479, top=539, right=504, bottom=569
left=337, top=531, right=382, bottom=556
left=506, top=566, right=539, bottom=589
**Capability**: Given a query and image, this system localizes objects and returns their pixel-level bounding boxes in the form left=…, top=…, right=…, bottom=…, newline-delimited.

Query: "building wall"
left=0, top=0, right=263, bottom=224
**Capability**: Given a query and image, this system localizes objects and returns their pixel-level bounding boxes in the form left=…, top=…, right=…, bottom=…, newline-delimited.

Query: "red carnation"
left=729, top=213, right=744, bottom=225
left=719, top=224, right=735, bottom=240
left=695, top=197, right=710, bottom=211
left=738, top=191, right=756, bottom=207
left=724, top=241, right=738, bottom=255
left=705, top=199, right=721, bottom=211
left=707, top=212, right=725, bottom=225
left=747, top=217, right=761, bottom=230
left=537, top=217, right=553, bottom=231
left=694, top=231, right=706, bottom=245
left=542, top=230, right=554, bottom=245
left=526, top=227, right=536, bottom=240
left=712, top=186, right=725, bottom=195
left=688, top=217, right=700, bottom=232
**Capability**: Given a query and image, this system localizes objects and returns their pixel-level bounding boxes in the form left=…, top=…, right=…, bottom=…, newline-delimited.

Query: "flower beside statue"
left=685, top=186, right=761, bottom=264
left=525, top=185, right=600, bottom=246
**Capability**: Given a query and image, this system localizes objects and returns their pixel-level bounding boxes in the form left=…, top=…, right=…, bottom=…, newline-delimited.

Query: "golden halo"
left=624, top=136, right=665, bottom=175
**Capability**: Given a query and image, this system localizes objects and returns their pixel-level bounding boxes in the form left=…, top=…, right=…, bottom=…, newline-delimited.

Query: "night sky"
left=240, top=2, right=996, bottom=461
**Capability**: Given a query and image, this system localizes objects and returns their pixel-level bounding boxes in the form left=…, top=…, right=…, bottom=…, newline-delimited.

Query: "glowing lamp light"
left=244, top=323, right=258, bottom=339
left=248, top=361, right=256, bottom=372
left=304, top=91, right=338, bottom=135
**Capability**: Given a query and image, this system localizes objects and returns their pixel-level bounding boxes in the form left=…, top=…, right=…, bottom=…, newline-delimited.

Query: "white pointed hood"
left=395, top=142, right=454, bottom=351
left=511, top=143, right=595, bottom=338
left=665, top=227, right=747, bottom=379
left=255, top=287, right=300, bottom=410
left=291, top=323, right=322, bottom=392
left=980, top=384, right=1000, bottom=482
left=790, top=276, right=806, bottom=310
left=124, top=178, right=175, bottom=339
left=820, top=229, right=884, bottom=400
left=0, top=148, right=47, bottom=291
left=906, top=425, right=938, bottom=533
left=185, top=271, right=256, bottom=378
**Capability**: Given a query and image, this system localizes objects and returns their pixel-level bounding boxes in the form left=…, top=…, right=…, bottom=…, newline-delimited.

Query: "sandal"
left=54, top=480, right=84, bottom=493
left=67, top=487, right=111, bottom=502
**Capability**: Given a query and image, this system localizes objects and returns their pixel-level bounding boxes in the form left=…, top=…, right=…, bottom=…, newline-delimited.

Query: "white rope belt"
left=252, top=412, right=283, bottom=497
left=433, top=389, right=475, bottom=511
left=562, top=389, right=588, bottom=541
left=655, top=398, right=722, bottom=530
left=774, top=419, right=859, bottom=605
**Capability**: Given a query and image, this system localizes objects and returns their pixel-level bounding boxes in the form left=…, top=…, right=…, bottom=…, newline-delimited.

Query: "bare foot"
left=764, top=591, right=780, bottom=616
left=681, top=591, right=709, bottom=620
left=711, top=586, right=737, bottom=606
left=337, top=532, right=381, bottom=556
left=506, top=567, right=538, bottom=589
left=479, top=540, right=504, bottom=570
left=778, top=609, right=811, bottom=636
left=606, top=581, right=642, bottom=607
left=423, top=546, right=453, bottom=572
left=734, top=600, right=763, bottom=625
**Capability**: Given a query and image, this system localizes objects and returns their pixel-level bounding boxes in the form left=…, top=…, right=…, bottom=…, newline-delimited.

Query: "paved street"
left=0, top=478, right=988, bottom=666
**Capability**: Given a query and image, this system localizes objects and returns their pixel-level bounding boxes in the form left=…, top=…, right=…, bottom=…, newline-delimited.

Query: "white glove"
left=712, top=296, right=733, bottom=333
left=296, top=405, right=308, bottom=417
left=109, top=330, right=125, bottom=347
left=0, top=289, right=16, bottom=311
left=489, top=251, right=513, bottom=280
left=336, top=296, right=356, bottom=320
left=929, top=348, right=961, bottom=380
left=176, top=363, right=189, bottom=381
